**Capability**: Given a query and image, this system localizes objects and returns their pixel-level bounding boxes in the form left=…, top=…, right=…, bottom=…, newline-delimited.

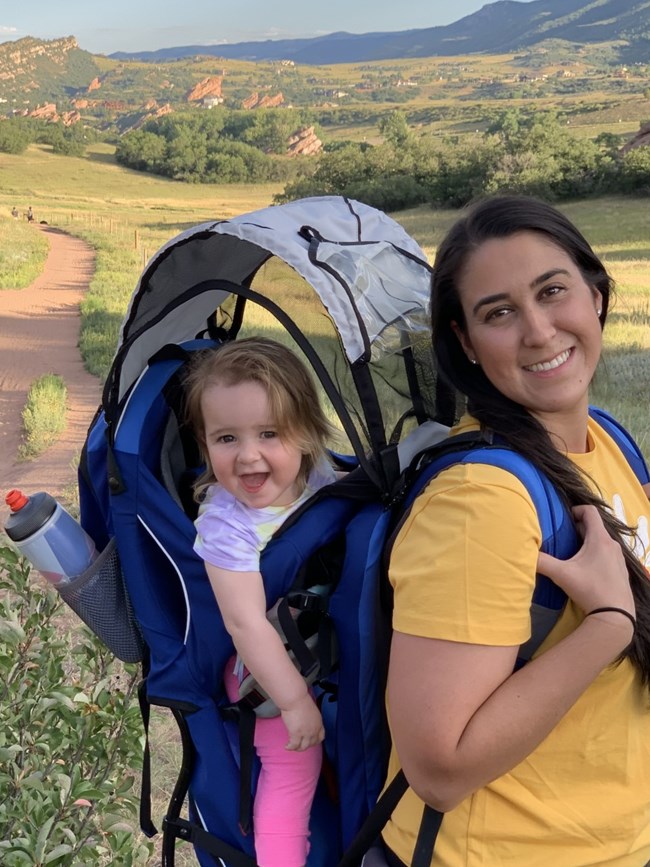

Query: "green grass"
left=0, top=145, right=648, bottom=454
left=0, top=212, right=49, bottom=289
left=18, top=374, right=68, bottom=460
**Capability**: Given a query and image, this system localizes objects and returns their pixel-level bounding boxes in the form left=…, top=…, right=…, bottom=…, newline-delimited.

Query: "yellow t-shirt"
left=383, top=414, right=650, bottom=867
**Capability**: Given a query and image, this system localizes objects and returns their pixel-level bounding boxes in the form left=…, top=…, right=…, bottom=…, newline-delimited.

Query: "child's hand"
left=281, top=693, right=324, bottom=751
left=537, top=505, right=634, bottom=628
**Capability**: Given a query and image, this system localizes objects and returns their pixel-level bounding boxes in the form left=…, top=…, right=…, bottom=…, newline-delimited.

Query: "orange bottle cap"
left=5, top=489, right=29, bottom=511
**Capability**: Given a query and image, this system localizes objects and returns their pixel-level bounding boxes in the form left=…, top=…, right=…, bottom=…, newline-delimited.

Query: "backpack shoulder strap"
left=588, top=406, right=650, bottom=484
left=387, top=433, right=577, bottom=665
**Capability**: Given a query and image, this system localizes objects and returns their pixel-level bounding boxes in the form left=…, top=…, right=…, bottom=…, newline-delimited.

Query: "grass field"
left=1, top=142, right=648, bottom=454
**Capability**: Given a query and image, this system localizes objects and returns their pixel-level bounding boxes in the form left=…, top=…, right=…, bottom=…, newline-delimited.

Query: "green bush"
left=0, top=546, right=152, bottom=866
left=18, top=374, right=67, bottom=460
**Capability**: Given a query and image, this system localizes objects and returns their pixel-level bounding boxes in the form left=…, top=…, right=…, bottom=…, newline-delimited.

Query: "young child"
left=185, top=336, right=337, bottom=867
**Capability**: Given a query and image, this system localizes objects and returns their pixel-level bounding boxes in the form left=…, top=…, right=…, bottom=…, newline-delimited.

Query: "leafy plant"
left=18, top=374, right=68, bottom=460
left=0, top=546, right=153, bottom=865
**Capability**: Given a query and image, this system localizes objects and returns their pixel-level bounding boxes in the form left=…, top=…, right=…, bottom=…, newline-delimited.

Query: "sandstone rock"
left=186, top=76, right=223, bottom=102
left=242, top=91, right=284, bottom=109
left=621, top=122, right=650, bottom=154
left=287, top=125, right=322, bottom=157
left=61, top=110, right=81, bottom=126
left=29, top=102, right=58, bottom=121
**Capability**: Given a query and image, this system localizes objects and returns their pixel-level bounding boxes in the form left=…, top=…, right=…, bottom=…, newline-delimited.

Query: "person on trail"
left=186, top=336, right=337, bottom=867
left=26, top=206, right=34, bottom=223
left=11, top=206, right=18, bottom=219
left=383, top=195, right=650, bottom=866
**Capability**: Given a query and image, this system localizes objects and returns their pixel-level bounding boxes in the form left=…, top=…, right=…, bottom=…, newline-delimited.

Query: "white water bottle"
left=4, top=489, right=97, bottom=586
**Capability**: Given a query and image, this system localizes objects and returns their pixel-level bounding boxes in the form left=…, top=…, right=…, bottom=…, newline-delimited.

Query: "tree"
left=378, top=111, right=412, bottom=148
left=0, top=119, right=31, bottom=154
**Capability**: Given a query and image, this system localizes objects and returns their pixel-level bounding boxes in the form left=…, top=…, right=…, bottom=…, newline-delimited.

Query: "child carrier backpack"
left=72, top=195, right=650, bottom=867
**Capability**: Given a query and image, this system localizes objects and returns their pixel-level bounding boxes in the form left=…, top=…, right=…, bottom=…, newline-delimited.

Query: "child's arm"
left=205, top=562, right=324, bottom=751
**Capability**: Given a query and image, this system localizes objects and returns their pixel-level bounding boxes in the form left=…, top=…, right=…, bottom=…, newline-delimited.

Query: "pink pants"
left=224, top=660, right=322, bottom=867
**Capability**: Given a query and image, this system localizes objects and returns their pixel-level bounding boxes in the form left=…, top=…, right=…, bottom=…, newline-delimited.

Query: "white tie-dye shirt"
left=193, top=459, right=336, bottom=572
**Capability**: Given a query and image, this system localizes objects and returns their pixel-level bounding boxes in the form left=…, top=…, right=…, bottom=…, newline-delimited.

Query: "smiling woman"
left=450, top=230, right=604, bottom=451
left=382, top=195, right=650, bottom=867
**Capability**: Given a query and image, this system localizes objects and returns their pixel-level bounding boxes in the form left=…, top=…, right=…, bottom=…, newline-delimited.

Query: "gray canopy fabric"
left=104, top=195, right=449, bottom=484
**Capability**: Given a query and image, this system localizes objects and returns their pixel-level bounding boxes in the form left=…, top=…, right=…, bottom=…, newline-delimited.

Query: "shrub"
left=0, top=546, right=152, bottom=866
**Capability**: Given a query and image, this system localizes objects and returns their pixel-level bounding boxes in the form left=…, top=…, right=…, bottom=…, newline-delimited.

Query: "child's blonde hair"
left=185, top=337, right=335, bottom=497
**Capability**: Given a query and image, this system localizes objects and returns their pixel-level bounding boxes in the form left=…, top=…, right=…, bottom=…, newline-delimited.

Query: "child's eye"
left=261, top=430, right=277, bottom=440
left=217, top=434, right=235, bottom=444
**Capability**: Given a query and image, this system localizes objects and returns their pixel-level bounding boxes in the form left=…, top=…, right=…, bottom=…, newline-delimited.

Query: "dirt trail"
left=0, top=224, right=102, bottom=523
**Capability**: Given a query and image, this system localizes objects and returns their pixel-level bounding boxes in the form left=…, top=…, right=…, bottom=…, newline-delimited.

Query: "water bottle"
left=4, top=489, right=97, bottom=586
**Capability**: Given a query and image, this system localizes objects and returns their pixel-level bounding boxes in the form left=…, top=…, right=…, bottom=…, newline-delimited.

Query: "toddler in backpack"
left=185, top=336, right=338, bottom=867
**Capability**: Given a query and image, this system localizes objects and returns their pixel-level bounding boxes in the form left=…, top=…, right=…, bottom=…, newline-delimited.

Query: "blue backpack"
left=72, top=196, right=649, bottom=867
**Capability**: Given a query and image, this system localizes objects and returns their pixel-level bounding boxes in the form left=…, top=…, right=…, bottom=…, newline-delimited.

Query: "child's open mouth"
left=240, top=473, right=268, bottom=492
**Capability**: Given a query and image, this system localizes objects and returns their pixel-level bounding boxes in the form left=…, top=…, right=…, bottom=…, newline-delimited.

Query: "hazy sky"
left=1, top=0, right=537, bottom=55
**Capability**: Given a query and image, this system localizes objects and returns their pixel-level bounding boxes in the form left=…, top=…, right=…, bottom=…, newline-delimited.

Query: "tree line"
left=2, top=108, right=649, bottom=208
left=277, top=109, right=650, bottom=210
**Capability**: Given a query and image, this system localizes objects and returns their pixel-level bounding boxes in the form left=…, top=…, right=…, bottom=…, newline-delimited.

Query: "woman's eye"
left=542, top=284, right=564, bottom=298
left=485, top=306, right=511, bottom=322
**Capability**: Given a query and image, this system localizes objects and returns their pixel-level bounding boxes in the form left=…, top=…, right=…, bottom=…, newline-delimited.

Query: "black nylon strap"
left=337, top=770, right=409, bottom=867
left=162, top=816, right=257, bottom=866
left=411, top=805, right=443, bottom=867
left=237, top=705, right=257, bottom=835
left=277, top=597, right=319, bottom=678
left=137, top=679, right=158, bottom=838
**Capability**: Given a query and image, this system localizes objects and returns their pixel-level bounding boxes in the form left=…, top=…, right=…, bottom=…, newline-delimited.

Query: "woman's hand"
left=281, top=693, right=325, bottom=751
left=537, top=504, right=634, bottom=627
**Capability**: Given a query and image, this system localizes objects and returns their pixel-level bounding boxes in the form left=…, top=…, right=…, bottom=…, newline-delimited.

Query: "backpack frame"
left=71, top=196, right=650, bottom=867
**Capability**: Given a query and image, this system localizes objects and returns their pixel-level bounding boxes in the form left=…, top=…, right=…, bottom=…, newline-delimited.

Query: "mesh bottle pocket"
left=58, top=538, right=144, bottom=663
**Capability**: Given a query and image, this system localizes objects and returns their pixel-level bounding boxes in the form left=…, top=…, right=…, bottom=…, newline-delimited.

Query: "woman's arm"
left=388, top=505, right=634, bottom=812
left=205, top=562, right=324, bottom=750
left=643, top=481, right=650, bottom=501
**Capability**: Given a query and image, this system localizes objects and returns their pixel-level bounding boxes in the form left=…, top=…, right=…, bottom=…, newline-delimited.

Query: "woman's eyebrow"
left=471, top=269, right=572, bottom=315
left=472, top=292, right=508, bottom=315
left=530, top=268, right=571, bottom=288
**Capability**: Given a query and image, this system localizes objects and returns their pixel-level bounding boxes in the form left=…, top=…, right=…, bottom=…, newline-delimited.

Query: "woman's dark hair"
left=431, top=194, right=650, bottom=686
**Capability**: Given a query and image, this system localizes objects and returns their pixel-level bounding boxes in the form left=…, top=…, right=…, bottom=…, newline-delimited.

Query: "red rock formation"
left=61, top=110, right=81, bottom=126
left=186, top=76, right=223, bottom=102
left=87, top=77, right=101, bottom=93
left=621, top=122, right=650, bottom=154
left=29, top=103, right=59, bottom=121
left=287, top=126, right=322, bottom=157
left=121, top=103, right=173, bottom=134
left=242, top=91, right=260, bottom=110
left=257, top=92, right=284, bottom=108
left=242, top=91, right=284, bottom=109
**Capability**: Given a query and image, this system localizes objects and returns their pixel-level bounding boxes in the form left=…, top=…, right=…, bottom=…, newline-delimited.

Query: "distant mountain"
left=109, top=0, right=650, bottom=64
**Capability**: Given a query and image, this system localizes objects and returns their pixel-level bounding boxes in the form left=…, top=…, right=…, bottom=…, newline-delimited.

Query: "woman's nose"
left=521, top=306, right=556, bottom=346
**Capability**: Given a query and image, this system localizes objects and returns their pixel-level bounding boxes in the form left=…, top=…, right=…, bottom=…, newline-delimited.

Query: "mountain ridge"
left=108, top=0, right=650, bottom=64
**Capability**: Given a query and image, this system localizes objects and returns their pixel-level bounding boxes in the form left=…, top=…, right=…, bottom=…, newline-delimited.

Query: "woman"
left=383, top=195, right=650, bottom=866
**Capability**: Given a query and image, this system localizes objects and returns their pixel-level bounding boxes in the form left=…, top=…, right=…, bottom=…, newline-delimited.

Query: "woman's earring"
left=596, top=308, right=602, bottom=317
left=470, top=358, right=478, bottom=365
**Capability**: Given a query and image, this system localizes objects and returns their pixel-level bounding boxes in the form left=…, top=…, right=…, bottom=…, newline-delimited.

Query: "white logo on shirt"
left=612, top=493, right=650, bottom=568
